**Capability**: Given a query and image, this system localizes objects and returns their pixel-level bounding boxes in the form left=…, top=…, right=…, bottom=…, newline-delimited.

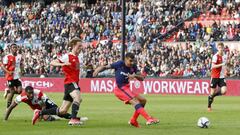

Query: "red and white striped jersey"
left=58, top=53, right=80, bottom=84
left=15, top=89, right=48, bottom=110
left=2, top=54, right=22, bottom=80
left=211, top=53, right=227, bottom=78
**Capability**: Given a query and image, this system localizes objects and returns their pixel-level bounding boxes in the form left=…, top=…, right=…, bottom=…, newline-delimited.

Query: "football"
left=197, top=117, right=210, bottom=128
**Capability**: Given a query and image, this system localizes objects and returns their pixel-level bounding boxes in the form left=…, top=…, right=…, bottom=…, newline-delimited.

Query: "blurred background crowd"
left=0, top=0, right=239, bottom=78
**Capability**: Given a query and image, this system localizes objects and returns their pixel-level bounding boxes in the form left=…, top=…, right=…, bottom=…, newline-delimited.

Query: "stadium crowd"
left=0, top=0, right=239, bottom=78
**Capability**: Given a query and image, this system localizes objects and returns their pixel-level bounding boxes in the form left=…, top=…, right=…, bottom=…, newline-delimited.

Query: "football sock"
left=59, top=113, right=71, bottom=119
left=208, top=96, right=213, bottom=108
left=212, top=90, right=222, bottom=98
left=40, top=107, right=58, bottom=116
left=135, top=104, right=151, bottom=120
left=131, top=111, right=140, bottom=121
left=71, top=101, right=80, bottom=119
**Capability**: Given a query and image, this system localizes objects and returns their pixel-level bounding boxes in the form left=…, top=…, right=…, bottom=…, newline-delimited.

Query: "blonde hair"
left=68, top=37, right=82, bottom=49
left=217, top=42, right=224, bottom=47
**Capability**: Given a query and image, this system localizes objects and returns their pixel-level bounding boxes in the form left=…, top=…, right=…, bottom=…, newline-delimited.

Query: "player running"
left=208, top=42, right=228, bottom=112
left=0, top=43, right=23, bottom=108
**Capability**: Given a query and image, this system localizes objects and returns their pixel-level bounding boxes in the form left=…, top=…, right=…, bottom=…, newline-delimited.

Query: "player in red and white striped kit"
left=32, top=37, right=87, bottom=126
left=0, top=43, right=23, bottom=108
left=208, top=42, right=228, bottom=112
left=4, top=86, right=71, bottom=121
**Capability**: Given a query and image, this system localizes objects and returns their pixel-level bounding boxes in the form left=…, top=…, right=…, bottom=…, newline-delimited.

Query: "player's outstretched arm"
left=93, top=65, right=111, bottom=77
left=5, top=102, right=18, bottom=121
left=50, top=59, right=71, bottom=67
left=128, top=73, right=145, bottom=81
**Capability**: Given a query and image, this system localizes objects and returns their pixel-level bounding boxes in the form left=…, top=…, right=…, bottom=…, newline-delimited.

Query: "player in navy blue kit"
left=93, top=53, right=159, bottom=128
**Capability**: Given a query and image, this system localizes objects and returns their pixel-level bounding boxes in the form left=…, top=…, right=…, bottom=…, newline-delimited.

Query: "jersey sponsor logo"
left=120, top=72, right=129, bottom=77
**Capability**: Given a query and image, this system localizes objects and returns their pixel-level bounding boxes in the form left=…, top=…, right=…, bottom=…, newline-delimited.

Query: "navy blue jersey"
left=110, top=60, right=138, bottom=88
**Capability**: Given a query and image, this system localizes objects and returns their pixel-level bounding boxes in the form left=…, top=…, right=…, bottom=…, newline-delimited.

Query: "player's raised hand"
left=221, top=62, right=226, bottom=66
left=8, top=71, right=13, bottom=75
left=93, top=71, right=98, bottom=77
left=128, top=73, right=136, bottom=80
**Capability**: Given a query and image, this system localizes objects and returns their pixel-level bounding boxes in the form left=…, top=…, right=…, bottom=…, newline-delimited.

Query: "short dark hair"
left=125, top=52, right=135, bottom=59
left=25, top=86, right=34, bottom=93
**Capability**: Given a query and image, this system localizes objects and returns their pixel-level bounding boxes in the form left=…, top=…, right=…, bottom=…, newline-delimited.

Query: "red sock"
left=131, top=111, right=140, bottom=121
left=137, top=108, right=151, bottom=120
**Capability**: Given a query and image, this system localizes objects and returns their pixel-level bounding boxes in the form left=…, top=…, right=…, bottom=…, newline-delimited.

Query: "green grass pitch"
left=0, top=92, right=239, bottom=135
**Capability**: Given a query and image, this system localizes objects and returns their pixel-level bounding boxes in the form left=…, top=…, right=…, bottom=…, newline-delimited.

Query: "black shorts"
left=45, top=99, right=58, bottom=109
left=7, top=79, right=22, bottom=88
left=63, top=82, right=80, bottom=102
left=210, top=78, right=227, bottom=88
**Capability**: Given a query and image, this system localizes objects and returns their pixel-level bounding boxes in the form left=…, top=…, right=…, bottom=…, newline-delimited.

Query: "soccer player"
left=208, top=42, right=228, bottom=112
left=0, top=43, right=23, bottom=108
left=93, top=52, right=159, bottom=128
left=4, top=86, right=71, bottom=121
left=32, top=37, right=85, bottom=125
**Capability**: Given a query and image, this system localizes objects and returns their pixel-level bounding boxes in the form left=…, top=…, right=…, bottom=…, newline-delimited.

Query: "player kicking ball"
left=93, top=53, right=159, bottom=128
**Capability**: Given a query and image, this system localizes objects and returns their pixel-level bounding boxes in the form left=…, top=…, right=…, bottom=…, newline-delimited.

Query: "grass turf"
left=0, top=92, right=239, bottom=135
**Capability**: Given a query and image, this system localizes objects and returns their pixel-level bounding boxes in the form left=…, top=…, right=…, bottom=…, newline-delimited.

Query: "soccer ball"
left=197, top=117, right=210, bottom=128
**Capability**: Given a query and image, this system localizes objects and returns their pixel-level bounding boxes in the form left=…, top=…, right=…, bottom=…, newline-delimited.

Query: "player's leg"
left=3, top=81, right=10, bottom=99
left=129, top=98, right=159, bottom=125
left=3, top=87, right=9, bottom=99
left=220, top=86, right=227, bottom=95
left=42, top=115, right=57, bottom=121
left=43, top=99, right=72, bottom=117
left=208, top=78, right=217, bottom=111
left=60, top=99, right=86, bottom=124
left=32, top=100, right=72, bottom=125
left=212, top=78, right=227, bottom=97
left=116, top=85, right=159, bottom=126
left=135, top=95, right=159, bottom=125
left=68, top=89, right=86, bottom=125
left=219, top=78, right=227, bottom=95
left=6, top=81, right=15, bottom=108
left=129, top=95, right=147, bottom=123
left=65, top=83, right=83, bottom=125
left=135, top=94, right=147, bottom=107
left=15, top=80, right=22, bottom=94
left=32, top=84, right=73, bottom=125
left=208, top=88, right=215, bottom=111
left=58, top=100, right=72, bottom=115
left=208, top=78, right=227, bottom=111
left=6, top=79, right=22, bottom=108
left=45, top=98, right=71, bottom=119
left=69, top=89, right=82, bottom=119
